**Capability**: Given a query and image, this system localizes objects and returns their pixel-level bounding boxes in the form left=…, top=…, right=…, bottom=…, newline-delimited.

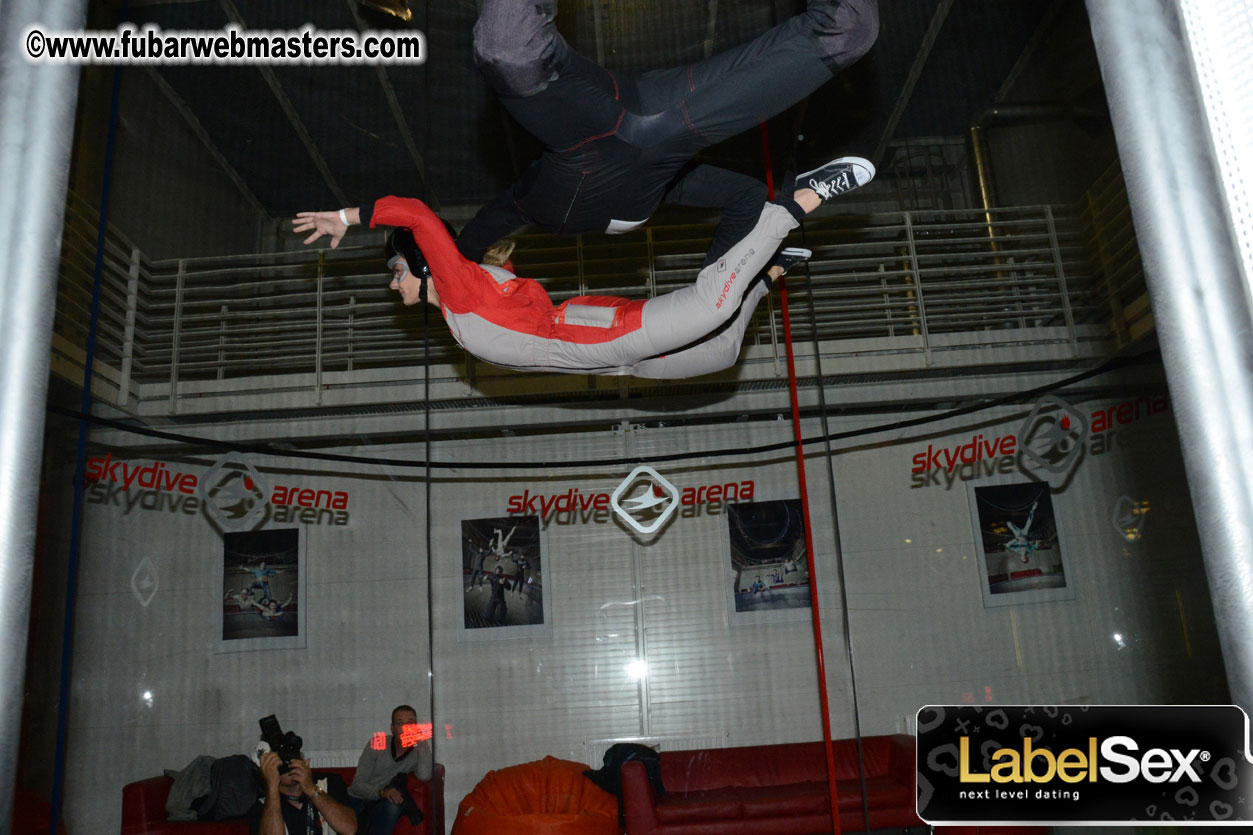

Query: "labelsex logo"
left=610, top=465, right=680, bottom=535
left=916, top=704, right=1250, bottom=825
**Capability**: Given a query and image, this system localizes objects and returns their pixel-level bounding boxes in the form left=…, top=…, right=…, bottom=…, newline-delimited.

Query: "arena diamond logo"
left=610, top=465, right=680, bottom=535
left=130, top=557, right=159, bottom=607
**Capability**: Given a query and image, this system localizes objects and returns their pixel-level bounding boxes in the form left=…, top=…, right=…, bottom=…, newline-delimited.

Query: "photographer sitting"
left=252, top=747, right=357, bottom=835
left=348, top=705, right=433, bottom=835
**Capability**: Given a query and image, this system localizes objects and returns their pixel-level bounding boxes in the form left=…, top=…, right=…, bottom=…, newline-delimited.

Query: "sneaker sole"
left=774, top=247, right=813, bottom=276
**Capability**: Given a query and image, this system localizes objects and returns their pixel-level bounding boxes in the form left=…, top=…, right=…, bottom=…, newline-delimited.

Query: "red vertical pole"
left=759, top=122, right=843, bottom=835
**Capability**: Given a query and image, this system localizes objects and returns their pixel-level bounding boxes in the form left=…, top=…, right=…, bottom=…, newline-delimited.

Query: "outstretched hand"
left=292, top=210, right=347, bottom=249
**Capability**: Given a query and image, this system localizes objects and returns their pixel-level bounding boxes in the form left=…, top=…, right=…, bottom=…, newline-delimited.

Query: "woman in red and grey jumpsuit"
left=295, top=184, right=829, bottom=379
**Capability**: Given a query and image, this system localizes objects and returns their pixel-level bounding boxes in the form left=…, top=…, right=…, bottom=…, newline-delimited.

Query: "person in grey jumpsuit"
left=293, top=158, right=871, bottom=378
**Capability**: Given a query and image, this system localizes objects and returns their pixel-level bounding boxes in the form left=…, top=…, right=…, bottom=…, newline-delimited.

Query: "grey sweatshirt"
left=348, top=735, right=433, bottom=799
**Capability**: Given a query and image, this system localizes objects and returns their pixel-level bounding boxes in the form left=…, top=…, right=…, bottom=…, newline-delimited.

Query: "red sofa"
left=621, top=735, right=921, bottom=834
left=11, top=788, right=67, bottom=835
left=121, top=765, right=444, bottom=835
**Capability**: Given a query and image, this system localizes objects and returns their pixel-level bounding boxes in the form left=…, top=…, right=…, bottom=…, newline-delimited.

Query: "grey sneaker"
left=795, top=156, right=875, bottom=201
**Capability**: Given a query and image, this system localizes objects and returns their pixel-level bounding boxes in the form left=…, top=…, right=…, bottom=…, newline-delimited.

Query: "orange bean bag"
left=452, top=756, right=619, bottom=835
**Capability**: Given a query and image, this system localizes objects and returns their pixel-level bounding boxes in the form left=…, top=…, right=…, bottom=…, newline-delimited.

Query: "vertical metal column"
left=1044, top=206, right=1077, bottom=344
left=0, top=0, right=90, bottom=826
left=117, top=246, right=142, bottom=404
left=902, top=212, right=933, bottom=364
left=315, top=252, right=324, bottom=404
left=168, top=259, right=185, bottom=412
left=619, top=424, right=652, bottom=738
left=1086, top=0, right=1253, bottom=710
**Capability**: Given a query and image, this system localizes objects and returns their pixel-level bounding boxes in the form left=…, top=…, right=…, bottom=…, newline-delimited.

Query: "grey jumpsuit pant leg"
left=602, top=203, right=799, bottom=376
left=629, top=278, right=773, bottom=379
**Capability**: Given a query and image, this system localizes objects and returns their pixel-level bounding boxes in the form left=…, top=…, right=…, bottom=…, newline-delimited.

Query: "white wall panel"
left=632, top=421, right=846, bottom=747
left=65, top=457, right=431, bottom=834
left=62, top=376, right=1224, bottom=834
left=832, top=391, right=1223, bottom=746
left=423, top=436, right=645, bottom=823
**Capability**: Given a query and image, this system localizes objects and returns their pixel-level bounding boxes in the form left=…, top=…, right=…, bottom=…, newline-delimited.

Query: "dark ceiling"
left=119, top=0, right=1065, bottom=217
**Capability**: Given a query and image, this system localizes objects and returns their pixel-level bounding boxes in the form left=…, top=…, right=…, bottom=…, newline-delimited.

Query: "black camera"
left=258, top=714, right=303, bottom=774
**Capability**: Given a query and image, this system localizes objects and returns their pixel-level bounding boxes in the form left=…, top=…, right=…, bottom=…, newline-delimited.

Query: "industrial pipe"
left=0, top=0, right=90, bottom=828
left=1086, top=0, right=1253, bottom=712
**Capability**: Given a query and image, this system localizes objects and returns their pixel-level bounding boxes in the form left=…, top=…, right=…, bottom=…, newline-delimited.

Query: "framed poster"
left=218, top=526, right=307, bottom=651
left=968, top=480, right=1074, bottom=608
left=456, top=514, right=551, bottom=641
left=726, top=498, right=812, bottom=624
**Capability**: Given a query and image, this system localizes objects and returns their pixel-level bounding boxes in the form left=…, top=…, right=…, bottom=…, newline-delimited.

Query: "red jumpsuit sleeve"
left=369, top=196, right=490, bottom=314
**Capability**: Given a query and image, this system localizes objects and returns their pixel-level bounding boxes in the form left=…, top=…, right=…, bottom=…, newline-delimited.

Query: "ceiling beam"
left=771, top=0, right=791, bottom=27
left=344, top=0, right=433, bottom=206
left=126, top=0, right=214, bottom=6
left=703, top=0, right=719, bottom=59
left=871, top=0, right=955, bottom=168
left=144, top=66, right=270, bottom=220
left=996, top=0, right=1069, bottom=102
left=217, top=0, right=350, bottom=207
left=592, top=0, right=605, bottom=66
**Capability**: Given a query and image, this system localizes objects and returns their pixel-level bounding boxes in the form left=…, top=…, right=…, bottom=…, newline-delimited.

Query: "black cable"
left=50, top=11, right=126, bottom=832
left=796, top=220, right=872, bottom=833
left=48, top=349, right=1157, bottom=472
left=421, top=267, right=437, bottom=779
left=418, top=0, right=437, bottom=752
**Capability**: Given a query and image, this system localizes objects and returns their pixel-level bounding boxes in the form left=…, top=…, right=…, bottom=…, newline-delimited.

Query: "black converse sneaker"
left=794, top=156, right=875, bottom=201
left=770, top=247, right=812, bottom=275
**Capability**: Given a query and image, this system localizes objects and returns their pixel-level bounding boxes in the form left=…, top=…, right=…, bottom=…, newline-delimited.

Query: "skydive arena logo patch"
left=917, top=705, right=1253, bottom=824
left=715, top=247, right=754, bottom=310
left=610, top=465, right=680, bottom=535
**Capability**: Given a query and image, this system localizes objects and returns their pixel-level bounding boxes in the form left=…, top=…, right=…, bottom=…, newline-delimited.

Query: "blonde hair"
left=482, top=240, right=517, bottom=267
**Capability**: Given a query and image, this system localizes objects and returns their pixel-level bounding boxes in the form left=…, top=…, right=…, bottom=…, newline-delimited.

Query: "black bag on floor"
left=583, top=743, right=665, bottom=828
left=193, top=754, right=262, bottom=821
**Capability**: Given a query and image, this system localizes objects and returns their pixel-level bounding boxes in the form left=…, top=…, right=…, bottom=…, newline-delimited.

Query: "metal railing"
left=52, top=192, right=1140, bottom=412
left=1078, top=161, right=1154, bottom=346
left=51, top=191, right=151, bottom=403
